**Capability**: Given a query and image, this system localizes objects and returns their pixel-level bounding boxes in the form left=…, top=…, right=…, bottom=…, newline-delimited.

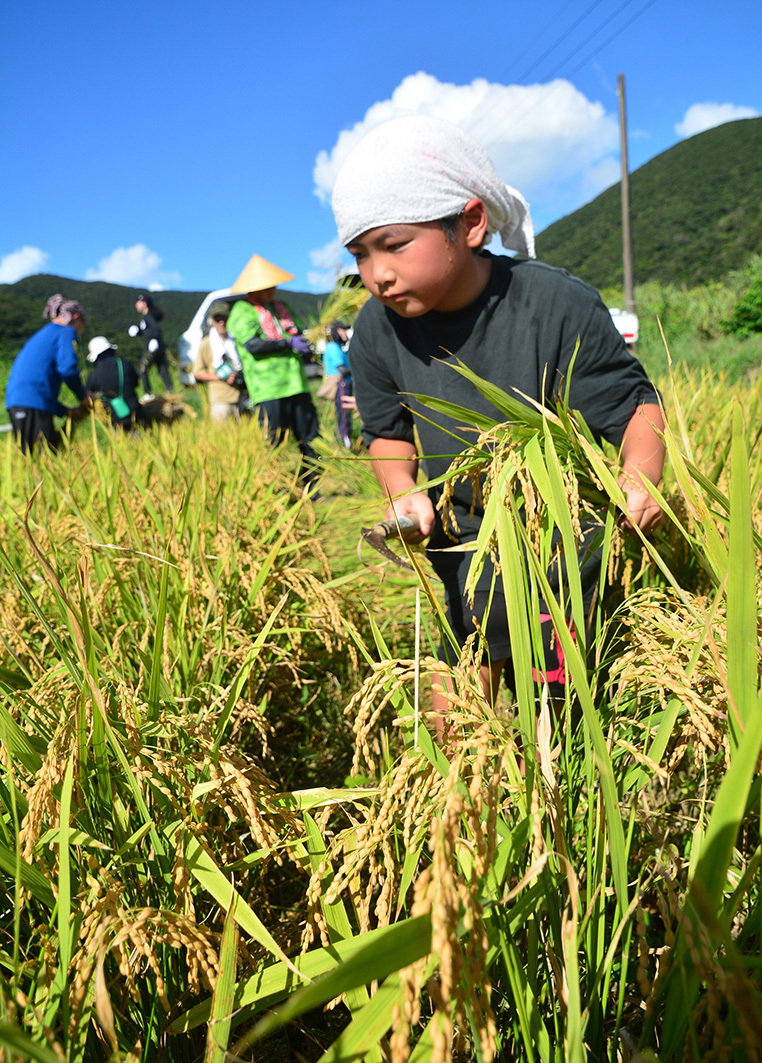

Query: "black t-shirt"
left=350, top=253, right=657, bottom=510
left=85, top=356, right=141, bottom=421
left=350, top=254, right=659, bottom=597
left=138, top=311, right=165, bottom=354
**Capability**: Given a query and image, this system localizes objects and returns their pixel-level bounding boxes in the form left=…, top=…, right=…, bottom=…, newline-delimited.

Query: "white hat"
left=87, top=336, right=117, bottom=363
left=332, top=114, right=535, bottom=257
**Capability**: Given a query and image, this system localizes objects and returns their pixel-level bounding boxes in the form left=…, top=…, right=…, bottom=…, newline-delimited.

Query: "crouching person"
left=5, top=294, right=90, bottom=454
left=85, top=336, right=143, bottom=430
left=331, top=115, right=665, bottom=732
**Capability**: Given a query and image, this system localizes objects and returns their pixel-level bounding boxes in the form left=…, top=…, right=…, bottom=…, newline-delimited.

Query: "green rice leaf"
left=57, top=756, right=75, bottom=997
left=271, top=787, right=377, bottom=811
left=726, top=403, right=757, bottom=749
left=0, top=840, right=55, bottom=909
left=0, top=1022, right=61, bottom=1063
left=170, top=917, right=429, bottom=1034
left=184, top=833, right=302, bottom=968
left=0, top=702, right=42, bottom=774
left=250, top=913, right=432, bottom=1043
left=302, top=812, right=373, bottom=1023
left=147, top=548, right=171, bottom=721
left=314, top=972, right=401, bottom=1063
left=204, top=892, right=239, bottom=1063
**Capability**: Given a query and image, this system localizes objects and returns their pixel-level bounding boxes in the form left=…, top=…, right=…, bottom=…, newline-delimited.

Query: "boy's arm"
left=618, top=402, right=666, bottom=534
left=368, top=437, right=435, bottom=540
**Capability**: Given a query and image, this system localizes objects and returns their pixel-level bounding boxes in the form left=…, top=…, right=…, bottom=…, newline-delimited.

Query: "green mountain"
left=535, top=117, right=762, bottom=289
left=0, top=275, right=326, bottom=364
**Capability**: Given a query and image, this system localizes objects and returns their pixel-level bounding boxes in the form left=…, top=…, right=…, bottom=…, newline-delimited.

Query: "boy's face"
left=346, top=219, right=477, bottom=317
left=346, top=199, right=490, bottom=317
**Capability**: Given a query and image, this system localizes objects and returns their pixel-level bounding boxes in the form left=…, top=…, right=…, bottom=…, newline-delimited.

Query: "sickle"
left=358, top=514, right=421, bottom=570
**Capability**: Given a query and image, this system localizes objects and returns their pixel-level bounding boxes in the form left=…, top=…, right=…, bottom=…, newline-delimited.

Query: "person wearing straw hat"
left=85, top=335, right=143, bottom=429
left=5, top=294, right=90, bottom=454
left=226, top=255, right=320, bottom=488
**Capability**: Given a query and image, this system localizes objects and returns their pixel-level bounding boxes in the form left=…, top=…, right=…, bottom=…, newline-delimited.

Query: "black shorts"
left=432, top=520, right=601, bottom=699
left=438, top=586, right=577, bottom=698
left=7, top=407, right=61, bottom=454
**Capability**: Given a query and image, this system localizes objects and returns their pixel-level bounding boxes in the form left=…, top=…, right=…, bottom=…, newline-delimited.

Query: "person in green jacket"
left=226, top=254, right=320, bottom=490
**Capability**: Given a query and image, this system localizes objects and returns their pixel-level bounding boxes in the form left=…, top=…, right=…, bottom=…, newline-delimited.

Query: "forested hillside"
left=535, top=117, right=762, bottom=289
left=0, top=275, right=325, bottom=364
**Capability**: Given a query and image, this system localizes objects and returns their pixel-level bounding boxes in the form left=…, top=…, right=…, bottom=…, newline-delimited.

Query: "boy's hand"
left=618, top=473, right=662, bottom=534
left=619, top=402, right=666, bottom=535
left=369, top=438, right=434, bottom=539
left=386, top=492, right=435, bottom=542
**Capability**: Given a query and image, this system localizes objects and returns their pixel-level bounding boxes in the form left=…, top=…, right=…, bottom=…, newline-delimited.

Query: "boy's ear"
left=462, top=198, right=490, bottom=248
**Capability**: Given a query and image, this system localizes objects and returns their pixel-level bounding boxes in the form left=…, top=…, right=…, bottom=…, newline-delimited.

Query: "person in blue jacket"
left=5, top=294, right=90, bottom=454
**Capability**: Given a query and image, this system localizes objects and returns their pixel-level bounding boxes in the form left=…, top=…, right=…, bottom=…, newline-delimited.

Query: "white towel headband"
left=331, top=114, right=535, bottom=257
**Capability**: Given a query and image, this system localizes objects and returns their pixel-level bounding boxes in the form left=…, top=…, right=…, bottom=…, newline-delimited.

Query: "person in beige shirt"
left=192, top=301, right=246, bottom=421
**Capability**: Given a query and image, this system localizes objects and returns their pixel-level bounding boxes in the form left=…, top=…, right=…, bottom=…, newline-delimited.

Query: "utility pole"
left=617, top=73, right=635, bottom=314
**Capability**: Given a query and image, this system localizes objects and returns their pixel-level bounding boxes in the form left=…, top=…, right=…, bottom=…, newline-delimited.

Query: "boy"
left=331, top=115, right=664, bottom=714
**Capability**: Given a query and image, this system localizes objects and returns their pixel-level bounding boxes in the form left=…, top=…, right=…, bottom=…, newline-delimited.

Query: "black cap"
left=136, top=293, right=154, bottom=306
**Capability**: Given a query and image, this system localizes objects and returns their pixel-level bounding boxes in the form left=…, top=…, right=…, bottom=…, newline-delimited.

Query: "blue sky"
left=1, top=0, right=759, bottom=295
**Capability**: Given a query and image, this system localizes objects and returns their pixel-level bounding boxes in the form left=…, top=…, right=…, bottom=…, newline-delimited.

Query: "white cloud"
left=0, top=246, right=49, bottom=283
left=306, top=237, right=355, bottom=291
left=581, top=156, right=621, bottom=199
left=675, top=102, right=759, bottom=139
left=313, top=72, right=620, bottom=231
left=85, top=244, right=181, bottom=288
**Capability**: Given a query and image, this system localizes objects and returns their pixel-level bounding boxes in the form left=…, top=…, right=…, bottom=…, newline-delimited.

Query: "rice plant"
left=0, top=360, right=760, bottom=1062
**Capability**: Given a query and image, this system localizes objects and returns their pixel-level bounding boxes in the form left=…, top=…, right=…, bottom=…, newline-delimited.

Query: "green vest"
left=227, top=299, right=308, bottom=404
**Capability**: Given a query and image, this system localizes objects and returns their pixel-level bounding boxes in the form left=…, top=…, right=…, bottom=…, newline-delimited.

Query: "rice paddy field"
left=0, top=338, right=760, bottom=1062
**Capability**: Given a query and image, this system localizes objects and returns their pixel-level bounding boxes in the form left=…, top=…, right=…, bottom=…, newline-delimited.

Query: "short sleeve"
left=349, top=303, right=416, bottom=448
left=557, top=288, right=659, bottom=446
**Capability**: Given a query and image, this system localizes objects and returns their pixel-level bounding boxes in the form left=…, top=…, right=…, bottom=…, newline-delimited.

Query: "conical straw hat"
left=231, top=254, right=294, bottom=294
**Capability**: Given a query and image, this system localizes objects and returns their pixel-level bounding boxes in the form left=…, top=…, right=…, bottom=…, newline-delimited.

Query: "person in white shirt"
left=192, top=302, right=246, bottom=422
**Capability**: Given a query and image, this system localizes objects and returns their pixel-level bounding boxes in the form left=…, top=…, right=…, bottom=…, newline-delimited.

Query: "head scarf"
left=43, top=294, right=86, bottom=325
left=331, top=115, right=535, bottom=257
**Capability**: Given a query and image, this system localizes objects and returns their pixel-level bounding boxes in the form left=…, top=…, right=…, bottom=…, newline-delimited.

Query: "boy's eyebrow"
left=346, top=224, right=413, bottom=251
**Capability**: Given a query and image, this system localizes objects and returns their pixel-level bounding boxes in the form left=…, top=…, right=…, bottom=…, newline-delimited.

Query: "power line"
left=536, top=0, right=645, bottom=83
left=471, top=0, right=660, bottom=144
left=565, top=0, right=660, bottom=77
left=507, top=0, right=579, bottom=78
left=515, top=0, right=610, bottom=83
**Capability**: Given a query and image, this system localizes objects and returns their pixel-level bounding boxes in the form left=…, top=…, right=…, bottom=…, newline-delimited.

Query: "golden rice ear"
left=230, top=255, right=294, bottom=294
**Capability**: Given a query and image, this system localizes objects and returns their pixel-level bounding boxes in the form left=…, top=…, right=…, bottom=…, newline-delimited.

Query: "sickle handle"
left=367, top=513, right=420, bottom=541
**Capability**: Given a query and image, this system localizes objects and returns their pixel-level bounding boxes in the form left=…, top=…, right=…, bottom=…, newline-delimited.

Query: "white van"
left=177, top=288, right=247, bottom=385
left=608, top=307, right=639, bottom=348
